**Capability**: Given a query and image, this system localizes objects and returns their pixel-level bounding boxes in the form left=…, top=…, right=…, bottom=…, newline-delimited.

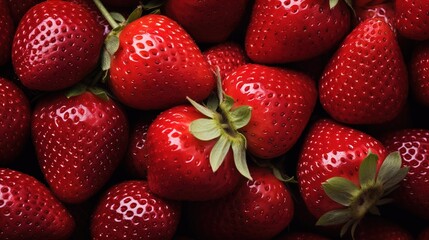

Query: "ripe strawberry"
left=0, top=168, right=75, bottom=239
left=0, top=0, right=14, bottom=66
left=353, top=216, right=413, bottom=240
left=12, top=1, right=104, bottom=91
left=319, top=18, right=408, bottom=125
left=5, top=0, right=41, bottom=24
left=32, top=91, right=129, bottom=203
left=0, top=77, right=30, bottom=164
left=395, top=0, right=429, bottom=40
left=91, top=180, right=181, bottom=240
left=245, top=0, right=350, bottom=64
left=164, top=0, right=249, bottom=43
left=297, top=119, right=408, bottom=237
left=107, top=14, right=215, bottom=110
left=355, top=3, right=395, bottom=33
left=410, top=41, right=429, bottom=106
left=223, top=64, right=317, bottom=159
left=354, top=0, right=385, bottom=8
left=203, top=42, right=249, bottom=80
left=382, top=129, right=429, bottom=219
left=186, top=166, right=294, bottom=240
left=276, top=232, right=329, bottom=240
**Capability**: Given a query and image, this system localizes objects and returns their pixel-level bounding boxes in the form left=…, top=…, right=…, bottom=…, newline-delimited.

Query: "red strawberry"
left=0, top=168, right=75, bottom=239
left=0, top=77, right=30, bottom=164
left=245, top=0, right=350, bottom=63
left=187, top=166, right=294, bottom=240
left=354, top=0, right=385, bottom=8
left=203, top=42, right=249, bottom=80
left=382, top=129, right=429, bottom=219
left=107, top=14, right=215, bottom=110
left=0, top=0, right=14, bottom=66
left=410, top=41, right=429, bottom=106
left=395, top=0, right=429, bottom=40
left=91, top=180, right=181, bottom=240
left=297, top=119, right=408, bottom=237
left=276, top=232, right=329, bottom=240
left=355, top=2, right=395, bottom=33
left=12, top=1, right=104, bottom=91
left=32, top=91, right=129, bottom=203
left=353, top=216, right=413, bottom=240
left=223, top=64, right=317, bottom=159
left=5, top=0, right=41, bottom=25
left=319, top=18, right=408, bottom=125
left=164, top=0, right=249, bottom=43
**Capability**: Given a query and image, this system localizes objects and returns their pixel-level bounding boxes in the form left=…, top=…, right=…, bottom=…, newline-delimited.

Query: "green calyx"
left=188, top=68, right=253, bottom=180
left=316, top=150, right=409, bottom=238
left=66, top=83, right=110, bottom=101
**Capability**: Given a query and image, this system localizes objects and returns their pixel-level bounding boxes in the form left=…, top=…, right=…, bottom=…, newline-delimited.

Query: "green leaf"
left=368, top=206, right=380, bottom=215
left=359, top=151, right=378, bottom=187
left=187, top=97, right=215, bottom=118
left=213, top=66, right=223, bottom=103
left=230, top=106, right=252, bottom=129
left=189, top=118, right=221, bottom=141
left=105, top=35, right=120, bottom=55
left=377, top=151, right=403, bottom=185
left=376, top=198, right=393, bottom=206
left=232, top=136, right=252, bottom=180
left=206, top=93, right=219, bottom=111
left=340, top=220, right=354, bottom=237
left=322, top=177, right=359, bottom=206
left=109, top=12, right=126, bottom=22
left=101, top=49, right=111, bottom=71
left=316, top=208, right=351, bottom=226
left=329, top=0, right=339, bottom=9
left=210, top=135, right=231, bottom=173
left=221, top=94, right=235, bottom=112
left=66, top=83, right=87, bottom=98
left=383, top=167, right=409, bottom=192
left=272, top=167, right=296, bottom=183
left=89, top=87, right=109, bottom=101
left=143, top=0, right=165, bottom=10
left=126, top=5, right=143, bottom=24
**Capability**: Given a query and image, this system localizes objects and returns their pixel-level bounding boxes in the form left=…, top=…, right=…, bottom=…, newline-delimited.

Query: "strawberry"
left=382, top=129, right=429, bottom=220
left=91, top=180, right=181, bottom=240
left=245, top=0, right=351, bottom=64
left=410, top=41, right=429, bottom=106
left=203, top=42, right=249, bottom=80
left=354, top=3, right=396, bottom=33
left=222, top=64, right=317, bottom=159
left=353, top=216, right=413, bottom=240
left=12, top=0, right=104, bottom=91
left=0, top=168, right=75, bottom=239
left=395, top=0, right=429, bottom=40
left=5, top=0, right=41, bottom=25
left=163, top=0, right=249, bottom=43
left=319, top=18, right=408, bottom=125
left=186, top=166, right=294, bottom=240
left=297, top=119, right=408, bottom=237
left=276, top=232, right=329, bottom=240
left=32, top=91, right=129, bottom=203
left=0, top=77, right=30, bottom=164
left=0, top=0, right=14, bottom=66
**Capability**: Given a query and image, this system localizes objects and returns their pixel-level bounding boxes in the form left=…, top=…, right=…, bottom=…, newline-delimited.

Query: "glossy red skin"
left=411, top=41, right=429, bottom=106
left=32, top=91, right=129, bottom=203
left=0, top=77, right=30, bottom=164
left=354, top=217, right=413, bottom=240
left=223, top=64, right=317, bottom=159
left=276, top=232, right=329, bottom=240
left=355, top=3, right=396, bottom=33
left=395, top=0, right=429, bottom=40
left=12, top=1, right=104, bottom=91
left=125, top=119, right=152, bottom=178
left=0, top=0, right=14, bottom=66
left=382, top=129, right=429, bottom=220
left=245, top=0, right=350, bottom=64
left=109, top=14, right=214, bottom=110
left=187, top=167, right=294, bottom=240
left=6, top=0, right=42, bottom=24
left=0, top=168, right=75, bottom=240
left=297, top=119, right=387, bottom=219
left=91, top=180, right=181, bottom=240
left=203, top=42, right=249, bottom=80
left=146, top=105, right=241, bottom=201
left=164, top=0, right=249, bottom=43
left=319, top=18, right=408, bottom=125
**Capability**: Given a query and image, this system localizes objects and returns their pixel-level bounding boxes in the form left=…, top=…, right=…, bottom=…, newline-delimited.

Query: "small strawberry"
left=5, top=0, right=41, bottom=25
left=353, top=216, right=413, bottom=240
left=32, top=90, right=129, bottom=203
left=245, top=0, right=351, bottom=63
left=410, top=41, right=429, bottom=106
left=91, top=180, right=181, bottom=240
left=0, top=77, right=30, bottom=164
left=0, top=0, right=14, bottom=66
left=0, top=168, right=75, bottom=239
left=395, top=0, right=429, bottom=40
left=203, top=42, right=249, bottom=80
left=12, top=0, right=104, bottom=91
left=319, top=18, right=408, bottom=124
left=297, top=119, right=408, bottom=237
left=164, top=0, right=249, bottom=43
left=382, top=129, right=429, bottom=220
left=186, top=166, right=294, bottom=240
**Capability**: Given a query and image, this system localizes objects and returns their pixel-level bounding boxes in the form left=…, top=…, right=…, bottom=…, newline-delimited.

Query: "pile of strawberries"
left=1, top=0, right=429, bottom=239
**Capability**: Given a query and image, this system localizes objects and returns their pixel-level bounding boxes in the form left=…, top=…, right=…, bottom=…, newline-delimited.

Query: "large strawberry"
left=0, top=0, right=14, bottom=66
left=245, top=0, right=350, bottom=64
left=32, top=91, right=129, bottom=203
left=222, top=64, right=317, bottom=159
left=410, top=41, right=429, bottom=106
left=91, top=180, right=181, bottom=240
left=0, top=77, right=30, bottom=164
left=297, top=119, right=408, bottom=237
left=164, top=0, right=249, bottom=43
left=0, top=168, right=75, bottom=239
left=186, top=166, right=294, bottom=240
left=319, top=18, right=408, bottom=125
left=382, top=129, right=429, bottom=220
left=12, top=0, right=104, bottom=91
left=395, top=0, right=429, bottom=40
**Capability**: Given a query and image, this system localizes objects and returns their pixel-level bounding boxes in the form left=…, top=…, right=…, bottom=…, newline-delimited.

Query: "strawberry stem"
left=93, top=0, right=119, bottom=29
